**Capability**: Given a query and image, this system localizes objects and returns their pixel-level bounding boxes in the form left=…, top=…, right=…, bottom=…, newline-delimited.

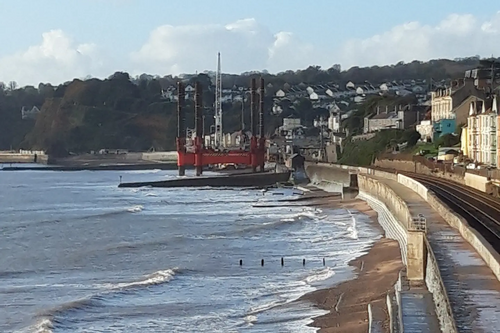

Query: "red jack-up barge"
left=176, top=77, right=267, bottom=176
left=119, top=76, right=292, bottom=188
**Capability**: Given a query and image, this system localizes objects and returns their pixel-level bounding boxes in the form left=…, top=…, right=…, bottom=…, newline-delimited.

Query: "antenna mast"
left=214, top=52, right=223, bottom=148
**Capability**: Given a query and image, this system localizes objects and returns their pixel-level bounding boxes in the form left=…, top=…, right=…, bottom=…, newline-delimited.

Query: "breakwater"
left=118, top=171, right=291, bottom=188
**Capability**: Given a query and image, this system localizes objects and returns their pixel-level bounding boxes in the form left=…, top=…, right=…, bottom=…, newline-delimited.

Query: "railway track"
left=400, top=172, right=500, bottom=253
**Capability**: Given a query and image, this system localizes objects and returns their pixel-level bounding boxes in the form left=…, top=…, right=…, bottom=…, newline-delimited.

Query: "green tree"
left=434, top=133, right=460, bottom=148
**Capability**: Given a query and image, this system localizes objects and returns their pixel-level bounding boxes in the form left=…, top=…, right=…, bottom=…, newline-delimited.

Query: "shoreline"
left=0, top=162, right=179, bottom=171
left=295, top=194, right=403, bottom=332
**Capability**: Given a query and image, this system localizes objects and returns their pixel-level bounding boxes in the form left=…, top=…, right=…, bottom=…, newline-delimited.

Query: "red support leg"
left=177, top=138, right=186, bottom=176
left=258, top=137, right=266, bottom=172
left=195, top=137, right=203, bottom=176
left=250, top=136, right=258, bottom=172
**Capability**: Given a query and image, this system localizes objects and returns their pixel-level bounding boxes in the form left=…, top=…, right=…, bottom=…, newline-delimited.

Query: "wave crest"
left=111, top=268, right=177, bottom=290
left=31, top=268, right=179, bottom=332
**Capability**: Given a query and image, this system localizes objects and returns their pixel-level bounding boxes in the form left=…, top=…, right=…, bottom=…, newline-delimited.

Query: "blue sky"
left=1, top=0, right=500, bottom=85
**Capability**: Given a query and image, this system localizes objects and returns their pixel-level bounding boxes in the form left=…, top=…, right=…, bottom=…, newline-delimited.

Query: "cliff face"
left=24, top=79, right=174, bottom=156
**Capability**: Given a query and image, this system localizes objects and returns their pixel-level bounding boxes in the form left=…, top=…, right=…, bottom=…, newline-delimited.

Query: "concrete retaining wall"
left=304, top=163, right=353, bottom=186
left=425, top=239, right=458, bottom=333
left=358, top=174, right=411, bottom=229
left=141, top=151, right=178, bottom=162
left=0, top=153, right=50, bottom=164
left=464, top=172, right=490, bottom=193
left=397, top=174, right=428, bottom=200
left=357, top=191, right=408, bottom=264
left=374, top=159, right=494, bottom=194
left=125, top=152, right=145, bottom=160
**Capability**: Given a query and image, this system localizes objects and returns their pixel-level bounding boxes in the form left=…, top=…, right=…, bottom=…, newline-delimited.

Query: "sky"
left=1, top=0, right=500, bottom=86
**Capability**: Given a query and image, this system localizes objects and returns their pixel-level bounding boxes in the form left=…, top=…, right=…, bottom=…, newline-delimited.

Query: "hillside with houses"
left=0, top=56, right=491, bottom=158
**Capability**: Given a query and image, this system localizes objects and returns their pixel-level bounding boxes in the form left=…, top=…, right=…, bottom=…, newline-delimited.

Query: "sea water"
left=0, top=169, right=381, bottom=332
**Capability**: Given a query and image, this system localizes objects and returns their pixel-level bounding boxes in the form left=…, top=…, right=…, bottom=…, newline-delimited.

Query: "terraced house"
left=431, top=77, right=485, bottom=141
left=466, top=95, right=499, bottom=166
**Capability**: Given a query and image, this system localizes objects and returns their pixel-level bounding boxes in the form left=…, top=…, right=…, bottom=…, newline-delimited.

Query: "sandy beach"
left=293, top=191, right=403, bottom=333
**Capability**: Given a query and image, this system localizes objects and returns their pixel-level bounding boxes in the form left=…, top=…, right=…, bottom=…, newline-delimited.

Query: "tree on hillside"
left=434, top=133, right=460, bottom=148
left=108, top=72, right=131, bottom=81
left=0, top=56, right=494, bottom=153
left=8, top=81, right=17, bottom=91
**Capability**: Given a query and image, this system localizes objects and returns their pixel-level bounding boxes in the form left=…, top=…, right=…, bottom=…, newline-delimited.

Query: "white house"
left=272, top=104, right=283, bottom=115
left=416, top=120, right=433, bottom=142
left=467, top=97, right=498, bottom=166
left=354, top=96, right=365, bottom=103
left=21, top=106, right=41, bottom=120
left=328, top=111, right=341, bottom=132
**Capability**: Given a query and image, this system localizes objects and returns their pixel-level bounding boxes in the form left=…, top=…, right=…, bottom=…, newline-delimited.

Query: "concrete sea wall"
left=425, top=238, right=457, bottom=333
left=141, top=151, right=178, bottom=162
left=358, top=174, right=410, bottom=230
left=305, top=164, right=457, bottom=332
left=307, top=162, right=500, bottom=331
left=304, top=162, right=353, bottom=186
left=0, top=152, right=50, bottom=164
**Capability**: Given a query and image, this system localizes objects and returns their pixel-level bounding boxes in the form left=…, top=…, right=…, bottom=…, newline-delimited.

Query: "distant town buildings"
left=429, top=79, right=485, bottom=141
left=423, top=60, right=500, bottom=169
left=363, top=105, right=424, bottom=134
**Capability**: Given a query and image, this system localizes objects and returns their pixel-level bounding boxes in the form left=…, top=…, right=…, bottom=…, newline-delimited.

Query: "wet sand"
left=293, top=191, right=403, bottom=332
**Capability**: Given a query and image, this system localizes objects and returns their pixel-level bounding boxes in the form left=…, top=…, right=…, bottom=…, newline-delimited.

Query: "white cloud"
left=0, top=30, right=106, bottom=86
left=4, top=12, right=500, bottom=86
left=130, top=18, right=320, bottom=76
left=338, top=12, right=500, bottom=68
left=131, top=12, right=500, bottom=76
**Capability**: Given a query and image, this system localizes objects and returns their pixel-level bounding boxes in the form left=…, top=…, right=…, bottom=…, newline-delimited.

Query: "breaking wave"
left=303, top=267, right=335, bottom=284
left=28, top=268, right=179, bottom=332
left=126, top=205, right=144, bottom=213
left=346, top=209, right=359, bottom=240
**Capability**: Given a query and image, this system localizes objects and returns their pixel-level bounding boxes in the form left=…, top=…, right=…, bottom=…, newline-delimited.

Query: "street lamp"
left=314, top=116, right=328, bottom=162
